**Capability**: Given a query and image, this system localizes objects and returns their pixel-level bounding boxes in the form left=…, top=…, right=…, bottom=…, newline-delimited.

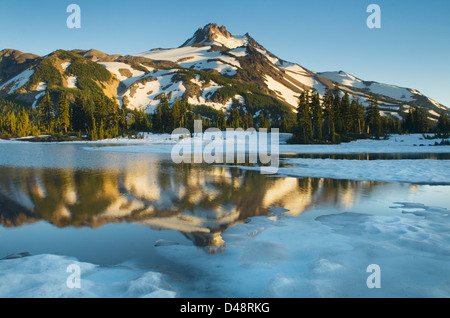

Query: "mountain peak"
left=180, top=23, right=248, bottom=49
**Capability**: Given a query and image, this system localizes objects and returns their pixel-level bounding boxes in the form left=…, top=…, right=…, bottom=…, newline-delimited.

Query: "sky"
left=0, top=0, right=449, bottom=107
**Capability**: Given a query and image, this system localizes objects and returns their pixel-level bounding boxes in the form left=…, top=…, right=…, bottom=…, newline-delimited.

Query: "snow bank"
left=279, top=134, right=450, bottom=154
left=81, top=133, right=450, bottom=154
left=0, top=254, right=176, bottom=298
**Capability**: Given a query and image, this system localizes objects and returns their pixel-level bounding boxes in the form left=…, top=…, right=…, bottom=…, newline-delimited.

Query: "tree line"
left=289, top=87, right=449, bottom=144
left=0, top=87, right=449, bottom=142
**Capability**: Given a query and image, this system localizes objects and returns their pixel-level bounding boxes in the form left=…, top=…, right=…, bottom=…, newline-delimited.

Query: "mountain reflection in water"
left=0, top=159, right=387, bottom=252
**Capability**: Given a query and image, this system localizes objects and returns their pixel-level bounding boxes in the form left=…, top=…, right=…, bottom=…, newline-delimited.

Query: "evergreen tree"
left=107, top=100, right=120, bottom=137
left=322, top=88, right=336, bottom=142
left=402, top=107, right=430, bottom=133
left=86, top=113, right=97, bottom=140
left=280, top=118, right=288, bottom=132
left=310, top=91, right=323, bottom=140
left=258, top=112, right=270, bottom=130
left=160, top=94, right=172, bottom=132
left=351, top=98, right=365, bottom=135
left=57, top=94, right=70, bottom=134
left=95, top=95, right=107, bottom=129
left=6, top=111, right=17, bottom=136
left=39, top=91, right=54, bottom=133
left=172, top=97, right=182, bottom=129
left=436, top=112, right=449, bottom=138
left=179, top=99, right=187, bottom=127
left=119, top=104, right=128, bottom=134
left=365, top=94, right=382, bottom=137
left=71, top=96, right=85, bottom=133
left=230, top=108, right=242, bottom=128
left=341, top=92, right=352, bottom=134
left=17, top=109, right=30, bottom=137
left=332, top=85, right=343, bottom=133
left=217, top=111, right=227, bottom=130
left=247, top=112, right=254, bottom=129
left=414, top=108, right=430, bottom=133
left=295, top=91, right=313, bottom=143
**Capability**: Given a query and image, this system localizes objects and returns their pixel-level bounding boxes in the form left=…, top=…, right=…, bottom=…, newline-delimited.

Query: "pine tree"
left=17, top=109, right=31, bottom=137
left=217, top=111, right=226, bottom=130
left=232, top=108, right=242, bottom=128
left=71, top=96, right=85, bottom=133
left=107, top=100, right=120, bottom=137
left=172, top=97, right=181, bottom=129
left=179, top=99, right=187, bottom=127
left=322, top=88, right=336, bottom=142
left=310, top=91, right=323, bottom=140
left=39, top=91, right=54, bottom=133
left=258, top=112, right=270, bottom=130
left=332, top=86, right=343, bottom=134
left=153, top=104, right=163, bottom=132
left=160, top=94, right=172, bottom=132
left=351, top=98, right=365, bottom=135
left=296, top=91, right=313, bottom=143
left=341, top=92, right=353, bottom=134
left=402, top=107, right=429, bottom=133
left=365, top=94, right=382, bottom=137
left=57, top=94, right=70, bottom=134
left=6, top=111, right=17, bottom=136
left=436, top=112, right=449, bottom=138
left=95, top=95, right=107, bottom=130
left=119, top=104, right=128, bottom=134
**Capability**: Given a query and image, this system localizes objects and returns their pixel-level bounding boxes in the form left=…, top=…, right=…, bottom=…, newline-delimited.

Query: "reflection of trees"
left=0, top=163, right=386, bottom=250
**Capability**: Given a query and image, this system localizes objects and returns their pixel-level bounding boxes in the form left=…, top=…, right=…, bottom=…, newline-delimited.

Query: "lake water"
left=0, top=140, right=449, bottom=297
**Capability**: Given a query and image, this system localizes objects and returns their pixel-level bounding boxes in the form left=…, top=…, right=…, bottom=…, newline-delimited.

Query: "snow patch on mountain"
left=36, top=82, right=47, bottom=92
left=318, top=71, right=367, bottom=89
left=256, top=48, right=279, bottom=65
left=210, top=33, right=248, bottom=49
left=123, top=70, right=185, bottom=112
left=136, top=46, right=216, bottom=65
left=189, top=59, right=238, bottom=76
left=61, top=62, right=71, bottom=71
left=32, top=91, right=46, bottom=108
left=0, top=69, right=34, bottom=94
left=228, top=47, right=247, bottom=57
left=319, top=71, right=417, bottom=103
left=67, top=75, right=77, bottom=89
left=265, top=75, right=300, bottom=107
left=100, top=62, right=146, bottom=88
left=367, top=82, right=414, bottom=101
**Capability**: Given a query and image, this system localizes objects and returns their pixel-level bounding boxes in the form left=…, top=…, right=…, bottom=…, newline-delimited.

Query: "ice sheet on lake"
left=152, top=202, right=450, bottom=298
left=0, top=254, right=176, bottom=298
left=0, top=202, right=449, bottom=298
left=271, top=158, right=450, bottom=184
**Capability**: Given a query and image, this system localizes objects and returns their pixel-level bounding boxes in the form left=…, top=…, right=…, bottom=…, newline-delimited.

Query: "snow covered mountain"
left=0, top=23, right=448, bottom=121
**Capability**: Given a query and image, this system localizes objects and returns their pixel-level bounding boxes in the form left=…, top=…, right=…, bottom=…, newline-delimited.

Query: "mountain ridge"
left=0, top=23, right=448, bottom=123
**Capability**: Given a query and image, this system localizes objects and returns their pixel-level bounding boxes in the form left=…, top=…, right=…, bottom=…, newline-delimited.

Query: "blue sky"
left=1, top=0, right=449, bottom=107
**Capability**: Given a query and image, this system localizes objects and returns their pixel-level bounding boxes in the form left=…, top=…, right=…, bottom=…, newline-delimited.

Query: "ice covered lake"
left=0, top=134, right=449, bottom=298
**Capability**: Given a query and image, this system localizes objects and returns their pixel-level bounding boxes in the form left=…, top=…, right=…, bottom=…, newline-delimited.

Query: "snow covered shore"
left=81, top=133, right=450, bottom=185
